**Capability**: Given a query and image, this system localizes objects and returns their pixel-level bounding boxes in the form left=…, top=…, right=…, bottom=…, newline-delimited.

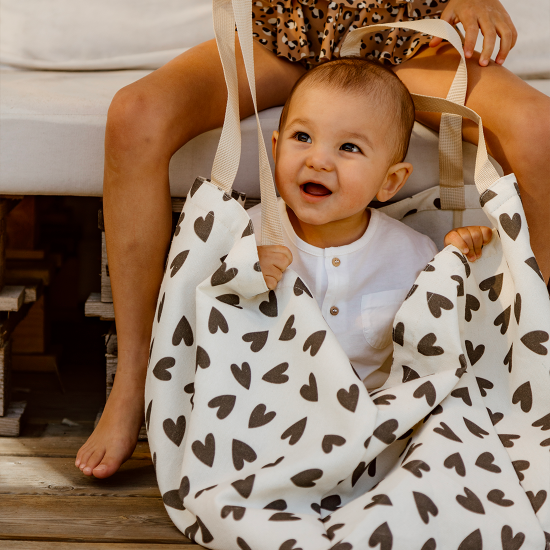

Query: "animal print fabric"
left=145, top=173, right=550, bottom=549
left=251, top=0, right=444, bottom=69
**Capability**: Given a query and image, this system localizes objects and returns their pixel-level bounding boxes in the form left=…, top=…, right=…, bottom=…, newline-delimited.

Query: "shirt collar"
left=279, top=199, right=381, bottom=257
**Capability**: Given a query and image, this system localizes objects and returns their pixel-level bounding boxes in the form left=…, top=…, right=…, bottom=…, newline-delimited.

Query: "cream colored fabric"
left=0, top=0, right=215, bottom=71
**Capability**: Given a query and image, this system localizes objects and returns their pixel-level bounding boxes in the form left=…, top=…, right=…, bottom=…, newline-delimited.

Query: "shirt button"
left=330, top=306, right=339, bottom=316
left=332, top=257, right=341, bottom=267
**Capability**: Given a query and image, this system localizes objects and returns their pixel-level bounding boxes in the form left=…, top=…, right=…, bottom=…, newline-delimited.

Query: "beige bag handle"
left=210, top=3, right=499, bottom=246
left=211, top=0, right=284, bottom=246
left=411, top=94, right=501, bottom=193
left=341, top=20, right=468, bottom=213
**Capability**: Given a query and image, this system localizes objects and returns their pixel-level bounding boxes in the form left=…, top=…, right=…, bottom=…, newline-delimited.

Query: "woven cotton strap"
left=340, top=19, right=467, bottom=211
left=412, top=94, right=500, bottom=194
left=211, top=0, right=284, bottom=246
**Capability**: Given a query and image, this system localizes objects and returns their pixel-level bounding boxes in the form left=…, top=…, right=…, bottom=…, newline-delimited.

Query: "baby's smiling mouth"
left=301, top=182, right=332, bottom=196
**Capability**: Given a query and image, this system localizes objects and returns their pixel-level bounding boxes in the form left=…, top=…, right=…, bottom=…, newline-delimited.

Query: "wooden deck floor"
left=0, top=353, right=202, bottom=549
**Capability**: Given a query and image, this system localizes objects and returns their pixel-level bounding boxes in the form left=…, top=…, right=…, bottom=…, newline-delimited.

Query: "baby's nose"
left=306, top=148, right=334, bottom=171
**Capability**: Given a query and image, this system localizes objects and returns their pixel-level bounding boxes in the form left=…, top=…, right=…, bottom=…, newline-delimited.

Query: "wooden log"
left=0, top=302, right=33, bottom=348
left=6, top=258, right=54, bottom=286
left=105, top=354, right=117, bottom=399
left=0, top=495, right=190, bottom=544
left=0, top=285, right=24, bottom=312
left=12, top=295, right=46, bottom=353
left=0, top=339, right=12, bottom=416
left=105, top=324, right=117, bottom=355
left=6, top=250, right=46, bottom=260
left=12, top=353, right=57, bottom=372
left=85, top=293, right=114, bottom=321
left=101, top=232, right=112, bottom=303
left=0, top=400, right=27, bottom=436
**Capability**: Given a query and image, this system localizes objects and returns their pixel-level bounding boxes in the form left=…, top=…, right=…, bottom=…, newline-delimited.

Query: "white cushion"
left=0, top=68, right=503, bottom=198
left=0, top=0, right=214, bottom=71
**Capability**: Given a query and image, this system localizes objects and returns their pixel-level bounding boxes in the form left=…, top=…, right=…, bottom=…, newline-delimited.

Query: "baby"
left=248, top=57, right=492, bottom=389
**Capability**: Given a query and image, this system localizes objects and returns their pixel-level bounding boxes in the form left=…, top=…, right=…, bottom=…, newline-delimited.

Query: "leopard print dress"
left=251, top=0, right=445, bottom=69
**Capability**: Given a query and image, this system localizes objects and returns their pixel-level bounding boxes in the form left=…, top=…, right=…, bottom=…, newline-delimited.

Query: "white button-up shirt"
left=248, top=199, right=438, bottom=388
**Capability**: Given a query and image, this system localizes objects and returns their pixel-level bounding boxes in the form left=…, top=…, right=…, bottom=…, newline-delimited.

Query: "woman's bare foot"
left=75, top=363, right=145, bottom=478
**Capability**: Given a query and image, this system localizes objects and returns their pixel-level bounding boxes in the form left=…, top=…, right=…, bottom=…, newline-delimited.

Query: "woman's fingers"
left=478, top=16, right=497, bottom=66
left=460, top=11, right=480, bottom=59
left=429, top=5, right=456, bottom=49
left=495, top=16, right=518, bottom=64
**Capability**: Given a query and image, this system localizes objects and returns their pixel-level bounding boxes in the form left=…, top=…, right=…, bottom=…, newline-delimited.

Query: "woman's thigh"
left=109, top=33, right=306, bottom=157
left=391, top=43, right=548, bottom=172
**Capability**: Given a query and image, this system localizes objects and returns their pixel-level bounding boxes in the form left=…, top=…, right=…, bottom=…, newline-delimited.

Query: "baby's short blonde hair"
left=278, top=57, right=416, bottom=165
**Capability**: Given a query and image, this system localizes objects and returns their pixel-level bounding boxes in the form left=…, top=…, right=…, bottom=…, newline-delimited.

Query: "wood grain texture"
left=12, top=295, right=45, bottom=353
left=3, top=542, right=201, bottom=549
left=101, top=232, right=112, bottom=303
left=0, top=495, right=191, bottom=544
left=0, top=435, right=151, bottom=459
left=0, top=339, right=12, bottom=416
left=85, top=293, right=114, bottom=321
left=0, top=456, right=159, bottom=497
left=0, top=285, right=24, bottom=312
left=0, top=400, right=26, bottom=436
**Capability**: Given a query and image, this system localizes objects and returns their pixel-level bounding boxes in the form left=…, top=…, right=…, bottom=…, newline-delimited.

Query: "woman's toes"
left=82, top=449, right=105, bottom=476
left=92, top=453, right=124, bottom=479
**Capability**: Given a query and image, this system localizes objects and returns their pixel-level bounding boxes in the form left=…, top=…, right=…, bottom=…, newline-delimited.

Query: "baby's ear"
left=376, top=162, right=413, bottom=203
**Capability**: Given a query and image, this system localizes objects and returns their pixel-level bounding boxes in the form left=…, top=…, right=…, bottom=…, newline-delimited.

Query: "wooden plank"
left=23, top=281, right=43, bottom=304
left=105, top=324, right=117, bottom=355
left=5, top=197, right=37, bottom=250
left=0, top=456, right=159, bottom=497
left=85, top=293, right=114, bottom=321
left=3, top=542, right=200, bottom=549
left=0, top=216, right=6, bottom=291
left=0, top=302, right=33, bottom=347
left=0, top=339, right=12, bottom=416
left=101, top=232, right=112, bottom=303
left=0, top=400, right=27, bottom=436
left=12, top=295, right=46, bottom=353
left=6, top=250, right=46, bottom=260
left=6, top=259, right=54, bottom=286
left=0, top=285, right=25, bottom=312
left=12, top=353, right=57, bottom=372
left=0, top=495, right=191, bottom=544
left=0, top=436, right=151, bottom=459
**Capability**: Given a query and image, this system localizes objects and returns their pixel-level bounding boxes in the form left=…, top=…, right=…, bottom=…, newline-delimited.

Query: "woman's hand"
left=429, top=0, right=518, bottom=66
left=257, top=245, right=293, bottom=290
left=444, top=226, right=493, bottom=262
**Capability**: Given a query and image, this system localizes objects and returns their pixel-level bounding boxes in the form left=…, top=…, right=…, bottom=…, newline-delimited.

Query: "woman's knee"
left=105, top=84, right=176, bottom=159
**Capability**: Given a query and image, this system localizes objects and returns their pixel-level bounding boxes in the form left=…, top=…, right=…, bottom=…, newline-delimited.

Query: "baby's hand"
left=444, top=226, right=493, bottom=262
left=257, top=245, right=293, bottom=290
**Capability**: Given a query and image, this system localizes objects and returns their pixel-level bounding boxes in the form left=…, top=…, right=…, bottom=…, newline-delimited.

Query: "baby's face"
left=272, top=84, right=397, bottom=228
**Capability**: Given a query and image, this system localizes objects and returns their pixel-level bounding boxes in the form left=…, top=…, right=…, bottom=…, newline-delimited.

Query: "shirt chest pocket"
left=361, top=289, right=410, bottom=349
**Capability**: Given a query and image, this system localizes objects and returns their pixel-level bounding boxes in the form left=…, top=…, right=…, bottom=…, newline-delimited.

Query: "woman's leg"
left=75, top=36, right=306, bottom=478
left=393, top=44, right=550, bottom=283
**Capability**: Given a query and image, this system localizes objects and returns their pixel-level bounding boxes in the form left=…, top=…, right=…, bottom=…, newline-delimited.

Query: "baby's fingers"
left=445, top=229, right=473, bottom=258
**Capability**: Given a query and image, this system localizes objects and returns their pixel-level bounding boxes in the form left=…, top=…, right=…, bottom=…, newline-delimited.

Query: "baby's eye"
left=293, top=131, right=311, bottom=143
left=341, top=142, right=361, bottom=153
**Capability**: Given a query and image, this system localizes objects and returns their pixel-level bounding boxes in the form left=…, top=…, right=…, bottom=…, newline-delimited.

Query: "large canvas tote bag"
left=145, top=2, right=550, bottom=547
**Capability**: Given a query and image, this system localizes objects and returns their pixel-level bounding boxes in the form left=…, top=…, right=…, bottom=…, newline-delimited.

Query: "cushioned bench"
left=1, top=0, right=548, bottom=199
